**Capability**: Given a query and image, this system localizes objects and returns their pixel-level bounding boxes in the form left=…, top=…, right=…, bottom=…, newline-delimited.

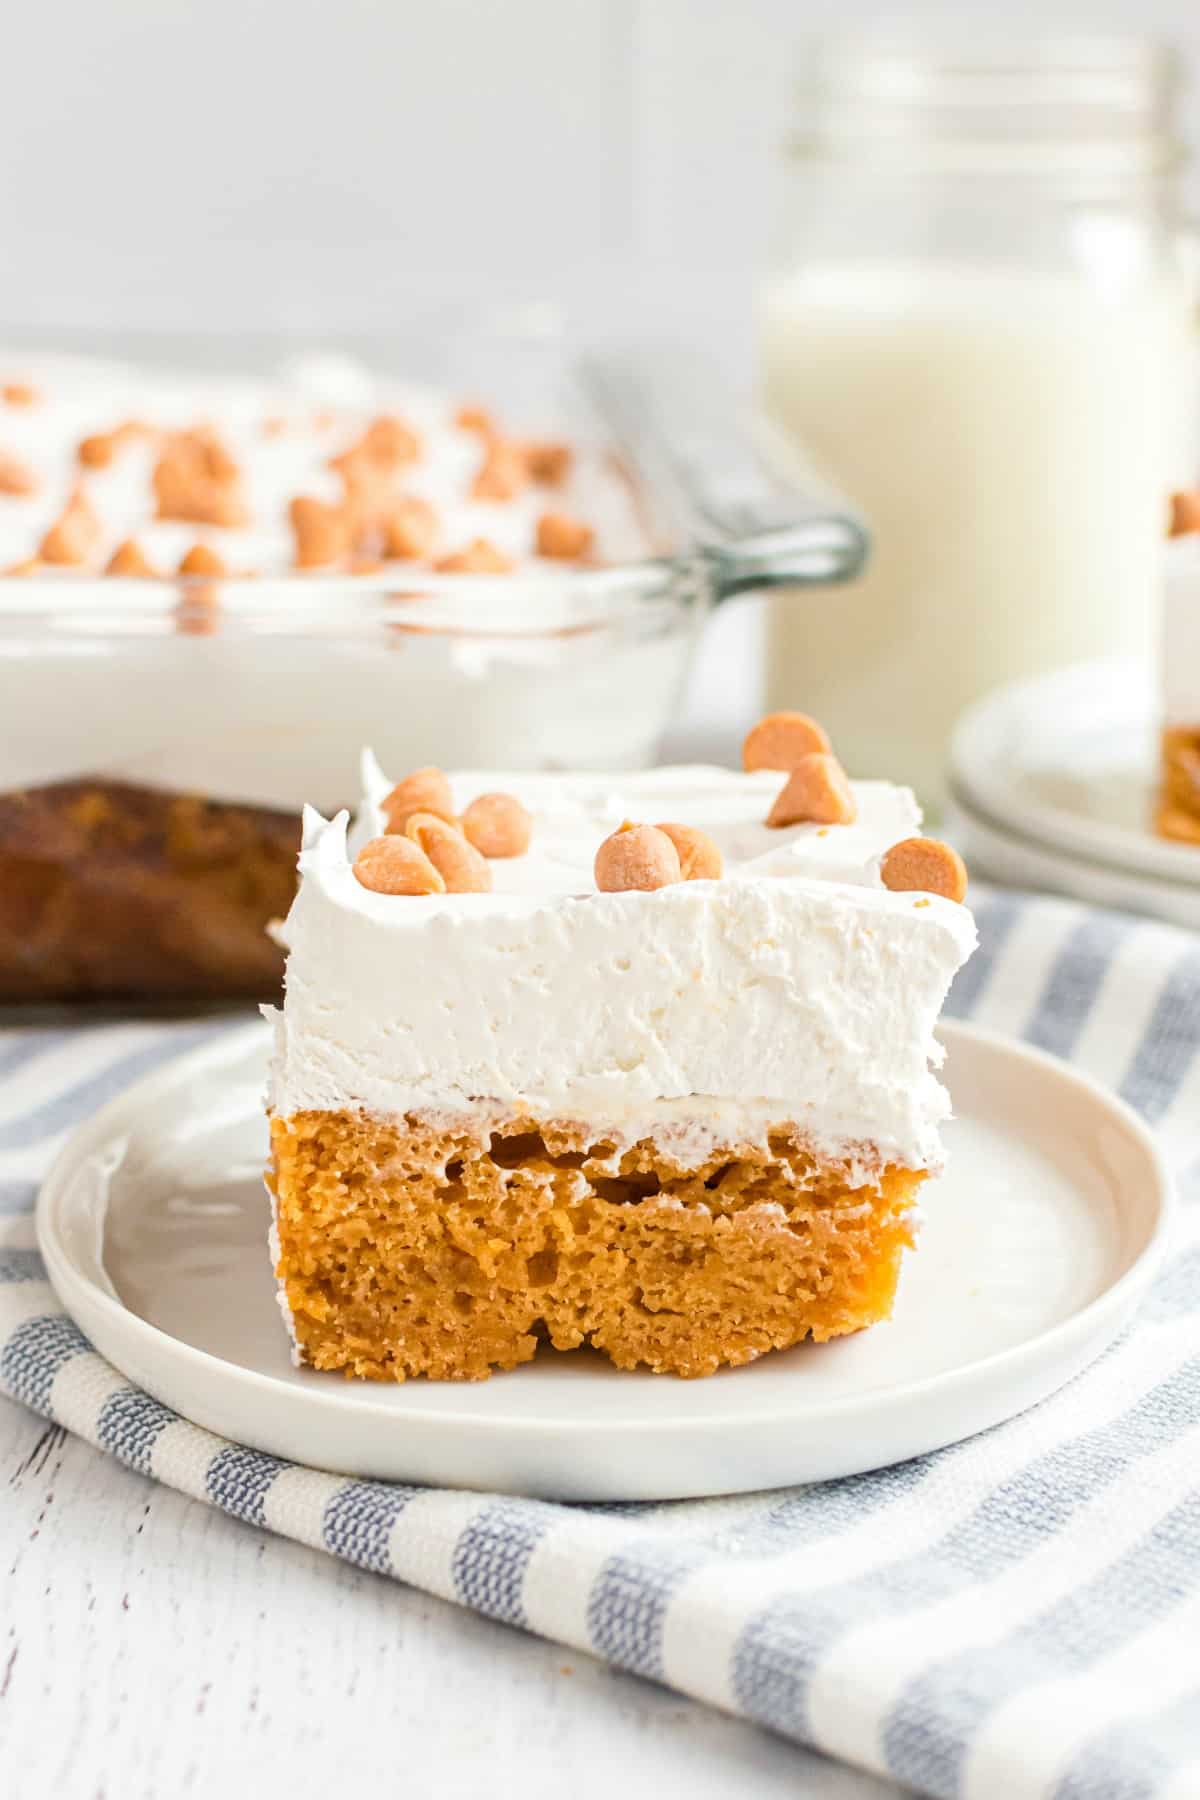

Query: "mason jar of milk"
left=760, top=34, right=1196, bottom=802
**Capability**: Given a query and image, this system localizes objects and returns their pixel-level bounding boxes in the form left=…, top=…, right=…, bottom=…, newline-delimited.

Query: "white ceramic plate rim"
left=950, top=660, right=1200, bottom=889
left=36, top=1019, right=1174, bottom=1441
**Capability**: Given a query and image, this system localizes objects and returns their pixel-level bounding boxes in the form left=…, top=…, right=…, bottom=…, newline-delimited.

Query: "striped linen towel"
left=1, top=887, right=1198, bottom=1800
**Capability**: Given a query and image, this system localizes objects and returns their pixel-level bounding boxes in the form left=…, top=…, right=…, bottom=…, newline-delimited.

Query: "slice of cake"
left=265, top=719, right=976, bottom=1380
left=1159, top=491, right=1200, bottom=844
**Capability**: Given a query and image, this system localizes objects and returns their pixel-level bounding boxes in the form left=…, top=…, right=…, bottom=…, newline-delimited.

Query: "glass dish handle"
left=579, top=348, right=869, bottom=600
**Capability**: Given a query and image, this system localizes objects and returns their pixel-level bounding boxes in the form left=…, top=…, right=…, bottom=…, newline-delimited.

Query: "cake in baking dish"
left=1160, top=491, right=1200, bottom=845
left=265, top=716, right=976, bottom=1381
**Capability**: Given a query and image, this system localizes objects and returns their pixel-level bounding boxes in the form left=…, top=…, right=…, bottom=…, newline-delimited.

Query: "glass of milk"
left=759, top=33, right=1197, bottom=803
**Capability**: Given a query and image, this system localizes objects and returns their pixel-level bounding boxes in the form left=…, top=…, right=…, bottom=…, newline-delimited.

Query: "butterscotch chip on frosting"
left=767, top=753, right=857, bottom=828
left=382, top=766, right=456, bottom=833
left=1169, top=490, right=1200, bottom=538
left=381, top=496, right=438, bottom=561
left=404, top=813, right=492, bottom=893
left=455, top=404, right=496, bottom=439
left=461, top=792, right=533, bottom=859
left=353, top=835, right=445, bottom=896
left=434, top=538, right=514, bottom=574
left=595, top=823, right=682, bottom=892
left=106, top=538, right=160, bottom=578
left=743, top=710, right=833, bottom=772
left=2, top=382, right=37, bottom=406
left=39, top=489, right=101, bottom=566
left=178, top=543, right=227, bottom=578
left=655, top=821, right=723, bottom=881
left=0, top=451, right=37, bottom=496
left=880, top=837, right=968, bottom=903
left=523, top=440, right=572, bottom=485
left=536, top=512, right=593, bottom=560
left=290, top=495, right=349, bottom=569
left=154, top=431, right=248, bottom=528
left=471, top=441, right=529, bottom=503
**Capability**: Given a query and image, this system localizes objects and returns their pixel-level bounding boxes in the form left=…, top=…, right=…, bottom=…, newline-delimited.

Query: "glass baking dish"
left=0, top=330, right=866, bottom=1005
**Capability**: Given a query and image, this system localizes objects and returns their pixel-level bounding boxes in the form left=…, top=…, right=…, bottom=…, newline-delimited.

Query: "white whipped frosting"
left=0, top=348, right=647, bottom=577
left=1164, top=536, right=1200, bottom=727
left=267, top=765, right=976, bottom=1175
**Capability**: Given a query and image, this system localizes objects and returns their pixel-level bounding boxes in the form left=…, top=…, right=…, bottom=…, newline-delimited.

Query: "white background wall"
left=8, top=0, right=1200, bottom=358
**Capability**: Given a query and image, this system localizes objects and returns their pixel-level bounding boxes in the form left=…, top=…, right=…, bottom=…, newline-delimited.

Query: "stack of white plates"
left=948, top=661, right=1200, bottom=930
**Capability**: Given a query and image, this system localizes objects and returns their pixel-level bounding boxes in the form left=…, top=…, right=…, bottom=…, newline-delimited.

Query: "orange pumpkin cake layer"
left=268, top=1109, right=923, bottom=1381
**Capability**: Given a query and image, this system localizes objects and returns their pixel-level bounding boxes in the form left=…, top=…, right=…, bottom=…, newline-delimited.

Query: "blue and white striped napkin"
left=1, top=887, right=1198, bottom=1800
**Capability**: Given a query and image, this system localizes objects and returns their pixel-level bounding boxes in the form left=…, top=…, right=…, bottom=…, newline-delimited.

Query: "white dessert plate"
left=950, top=660, right=1199, bottom=889
left=945, top=794, right=1200, bottom=933
left=36, top=1020, right=1171, bottom=1502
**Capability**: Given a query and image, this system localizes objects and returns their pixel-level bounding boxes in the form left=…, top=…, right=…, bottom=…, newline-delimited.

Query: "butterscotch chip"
left=743, top=710, right=833, bottom=773
left=39, top=489, right=101, bottom=566
left=536, top=512, right=594, bottom=560
left=434, top=538, right=514, bottom=574
left=595, top=823, right=682, bottom=892
left=766, top=754, right=857, bottom=828
left=3, top=382, right=37, bottom=406
left=263, top=415, right=289, bottom=438
left=880, top=836, right=968, bottom=903
left=153, top=430, right=248, bottom=528
left=178, top=543, right=227, bottom=578
left=382, top=766, right=456, bottom=832
left=1169, top=490, right=1200, bottom=537
left=289, top=495, right=349, bottom=568
left=106, top=538, right=160, bottom=578
left=461, top=791, right=533, bottom=859
left=363, top=415, right=422, bottom=467
left=353, top=834, right=445, bottom=896
left=348, top=551, right=384, bottom=575
left=471, top=440, right=529, bottom=503
left=4, top=557, right=42, bottom=576
left=455, top=404, right=496, bottom=438
left=381, top=496, right=438, bottom=560
left=655, top=822, right=722, bottom=881
left=404, top=812, right=492, bottom=893
left=523, top=440, right=572, bottom=485
left=0, top=451, right=37, bottom=496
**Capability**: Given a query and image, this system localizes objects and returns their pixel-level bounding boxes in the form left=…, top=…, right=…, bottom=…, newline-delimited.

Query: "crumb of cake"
left=743, top=709, right=833, bottom=772
left=353, top=834, right=445, bottom=896
left=655, top=821, right=722, bottom=881
left=381, top=496, right=438, bottom=561
left=536, top=511, right=594, bottom=560
left=767, top=753, right=857, bottom=828
left=106, top=537, right=160, bottom=578
left=178, top=543, right=227, bottom=578
left=595, top=822, right=682, bottom=892
left=881, top=836, right=969, bottom=902
left=461, top=791, right=533, bottom=859
left=455, top=404, right=496, bottom=439
left=523, top=440, right=572, bottom=485
left=1157, top=728, right=1200, bottom=841
left=1169, top=490, right=1200, bottom=537
left=289, top=494, right=349, bottom=568
left=268, top=1109, right=922, bottom=1381
left=382, top=766, right=456, bottom=832
left=3, top=382, right=37, bottom=406
left=434, top=538, right=514, bottom=574
left=0, top=451, right=37, bottom=496
left=405, top=811, right=492, bottom=893
left=471, top=440, right=529, bottom=503
left=39, top=488, right=101, bottom=566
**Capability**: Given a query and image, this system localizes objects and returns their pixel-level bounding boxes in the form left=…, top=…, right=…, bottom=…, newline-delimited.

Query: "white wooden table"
left=1, top=1386, right=900, bottom=1799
